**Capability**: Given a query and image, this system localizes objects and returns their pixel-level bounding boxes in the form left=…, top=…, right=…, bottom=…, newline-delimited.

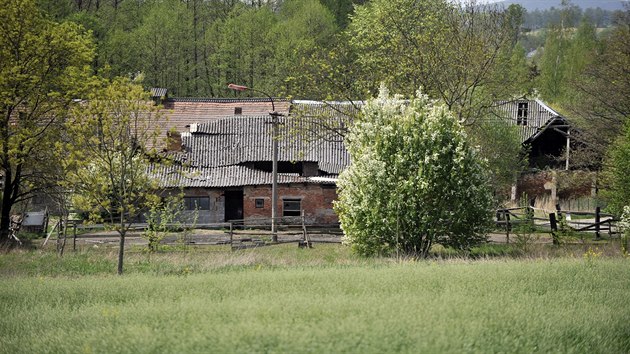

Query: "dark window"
left=283, top=199, right=301, bottom=217
left=234, top=107, right=242, bottom=115
left=517, top=102, right=528, bottom=126
left=255, top=198, right=264, bottom=208
left=184, top=197, right=210, bottom=210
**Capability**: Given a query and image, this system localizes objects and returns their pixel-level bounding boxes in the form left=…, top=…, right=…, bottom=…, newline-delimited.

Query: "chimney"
left=166, top=131, right=182, bottom=152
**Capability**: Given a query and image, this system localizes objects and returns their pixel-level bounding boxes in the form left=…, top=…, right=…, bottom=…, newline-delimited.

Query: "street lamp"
left=227, top=83, right=281, bottom=242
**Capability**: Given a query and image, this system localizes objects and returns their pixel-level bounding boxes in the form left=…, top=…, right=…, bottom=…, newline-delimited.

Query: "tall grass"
left=1, top=257, right=629, bottom=353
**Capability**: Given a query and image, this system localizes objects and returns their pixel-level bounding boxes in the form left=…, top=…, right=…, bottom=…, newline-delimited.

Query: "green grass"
left=1, top=246, right=629, bottom=353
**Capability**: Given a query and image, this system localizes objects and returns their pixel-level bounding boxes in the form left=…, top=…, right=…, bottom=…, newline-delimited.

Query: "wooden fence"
left=496, top=203, right=617, bottom=244
left=226, top=214, right=342, bottom=250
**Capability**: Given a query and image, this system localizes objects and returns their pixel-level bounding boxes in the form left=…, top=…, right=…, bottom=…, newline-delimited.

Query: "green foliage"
left=348, top=0, right=527, bottom=123
left=336, top=86, right=493, bottom=257
left=601, top=123, right=630, bottom=217
left=62, top=77, right=164, bottom=273
left=467, top=117, right=526, bottom=203
left=537, top=15, right=598, bottom=104
left=0, top=0, right=94, bottom=240
left=513, top=194, right=539, bottom=252
left=144, top=194, right=191, bottom=253
left=566, top=10, right=630, bottom=168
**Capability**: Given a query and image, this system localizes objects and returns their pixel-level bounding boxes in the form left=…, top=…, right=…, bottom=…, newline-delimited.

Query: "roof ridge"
left=167, top=97, right=290, bottom=103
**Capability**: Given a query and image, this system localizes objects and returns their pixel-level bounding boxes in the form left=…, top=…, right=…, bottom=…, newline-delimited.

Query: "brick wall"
left=243, top=184, right=338, bottom=224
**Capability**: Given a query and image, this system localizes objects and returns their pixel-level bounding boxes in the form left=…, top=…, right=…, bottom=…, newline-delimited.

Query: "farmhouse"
left=151, top=100, right=351, bottom=224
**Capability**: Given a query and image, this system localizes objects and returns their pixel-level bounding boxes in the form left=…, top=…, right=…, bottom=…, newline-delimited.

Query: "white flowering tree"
left=335, top=86, right=493, bottom=257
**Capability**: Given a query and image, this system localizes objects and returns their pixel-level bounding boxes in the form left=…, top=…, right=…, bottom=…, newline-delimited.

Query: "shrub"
left=335, top=86, right=493, bottom=257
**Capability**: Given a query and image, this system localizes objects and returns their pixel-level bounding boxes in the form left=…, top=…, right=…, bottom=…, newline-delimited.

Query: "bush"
left=335, top=86, right=493, bottom=257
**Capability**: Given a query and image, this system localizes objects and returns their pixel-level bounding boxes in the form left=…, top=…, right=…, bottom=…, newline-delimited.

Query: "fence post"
left=301, top=211, right=307, bottom=242
left=229, top=222, right=233, bottom=247
left=505, top=211, right=511, bottom=244
left=72, top=222, right=77, bottom=251
left=595, top=206, right=601, bottom=240
left=555, top=204, right=562, bottom=220
left=549, top=213, right=559, bottom=245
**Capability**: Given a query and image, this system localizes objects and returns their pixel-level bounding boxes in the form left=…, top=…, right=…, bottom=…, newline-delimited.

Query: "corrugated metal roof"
left=153, top=113, right=351, bottom=188
left=179, top=116, right=351, bottom=175
left=493, top=99, right=567, bottom=143
left=150, top=88, right=168, bottom=98
left=149, top=165, right=330, bottom=188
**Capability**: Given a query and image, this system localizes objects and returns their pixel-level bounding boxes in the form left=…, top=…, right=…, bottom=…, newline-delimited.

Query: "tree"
left=601, top=123, right=630, bottom=216
left=0, top=0, right=94, bottom=243
left=348, top=0, right=529, bottom=124
left=566, top=6, right=630, bottom=169
left=467, top=117, right=526, bottom=204
left=335, top=86, right=493, bottom=257
left=270, top=0, right=337, bottom=96
left=63, top=78, right=163, bottom=274
left=132, top=0, right=192, bottom=95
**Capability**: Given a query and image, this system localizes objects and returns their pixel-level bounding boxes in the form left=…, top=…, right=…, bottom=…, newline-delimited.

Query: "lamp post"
left=227, top=83, right=281, bottom=242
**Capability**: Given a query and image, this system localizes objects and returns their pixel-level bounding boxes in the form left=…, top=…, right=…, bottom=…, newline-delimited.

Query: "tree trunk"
left=117, top=230, right=125, bottom=275
left=0, top=168, right=13, bottom=243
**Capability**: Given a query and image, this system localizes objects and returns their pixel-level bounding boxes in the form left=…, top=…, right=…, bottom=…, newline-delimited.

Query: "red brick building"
left=151, top=103, right=351, bottom=224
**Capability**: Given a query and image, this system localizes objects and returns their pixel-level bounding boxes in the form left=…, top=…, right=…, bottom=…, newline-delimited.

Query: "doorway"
left=224, top=190, right=244, bottom=221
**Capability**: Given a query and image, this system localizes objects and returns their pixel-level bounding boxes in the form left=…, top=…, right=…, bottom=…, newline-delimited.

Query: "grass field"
left=1, top=244, right=629, bottom=353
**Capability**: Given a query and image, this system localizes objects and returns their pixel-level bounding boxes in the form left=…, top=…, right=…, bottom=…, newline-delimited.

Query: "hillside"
left=494, top=0, right=625, bottom=11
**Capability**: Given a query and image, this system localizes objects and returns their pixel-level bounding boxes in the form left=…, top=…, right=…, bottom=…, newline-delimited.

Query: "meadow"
left=1, top=244, right=629, bottom=353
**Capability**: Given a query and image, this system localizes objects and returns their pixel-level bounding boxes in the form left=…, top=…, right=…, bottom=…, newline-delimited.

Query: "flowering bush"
left=335, top=86, right=493, bottom=257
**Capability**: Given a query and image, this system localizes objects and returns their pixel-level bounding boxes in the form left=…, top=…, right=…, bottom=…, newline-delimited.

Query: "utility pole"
left=228, top=84, right=281, bottom=242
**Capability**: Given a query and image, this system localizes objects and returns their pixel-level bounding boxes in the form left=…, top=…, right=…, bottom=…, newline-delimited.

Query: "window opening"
left=282, top=199, right=301, bottom=217
left=184, top=197, right=210, bottom=210
left=517, top=102, right=528, bottom=126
